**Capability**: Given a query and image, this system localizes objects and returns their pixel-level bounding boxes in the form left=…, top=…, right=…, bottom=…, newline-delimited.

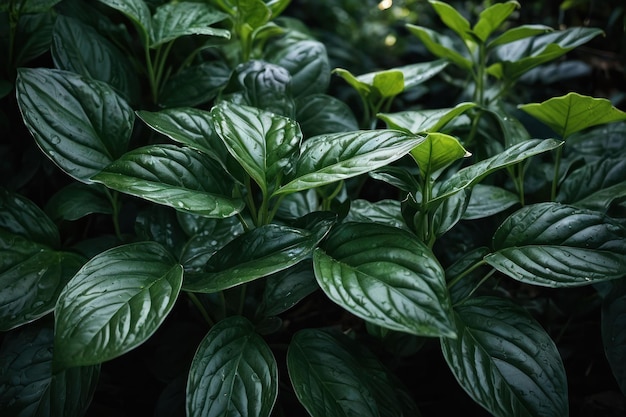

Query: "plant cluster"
left=1, top=0, right=625, bottom=416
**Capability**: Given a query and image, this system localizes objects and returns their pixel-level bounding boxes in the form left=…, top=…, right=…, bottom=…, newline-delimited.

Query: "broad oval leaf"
left=257, top=261, right=318, bottom=317
left=159, top=61, right=230, bottom=108
left=379, top=102, right=476, bottom=134
left=295, top=94, right=359, bottom=136
left=186, top=316, right=277, bottom=417
left=410, top=132, right=471, bottom=179
left=0, top=322, right=100, bottom=417
left=429, top=0, right=471, bottom=42
left=288, top=328, right=420, bottom=417
left=0, top=188, right=59, bottom=247
left=150, top=1, right=230, bottom=47
left=92, top=144, right=244, bottom=218
left=53, top=242, right=183, bottom=370
left=557, top=158, right=626, bottom=208
left=441, top=296, right=568, bottom=417
left=406, top=25, right=473, bottom=70
left=345, top=199, right=408, bottom=230
left=463, top=184, right=519, bottom=220
left=183, top=214, right=335, bottom=293
left=16, top=68, right=134, bottom=183
left=432, top=139, right=563, bottom=205
left=51, top=15, right=139, bottom=102
left=276, top=130, right=425, bottom=195
left=472, top=1, right=520, bottom=42
left=519, top=92, right=626, bottom=139
left=45, top=183, right=112, bottom=222
left=485, top=202, right=626, bottom=286
left=313, top=222, right=455, bottom=337
left=97, top=0, right=152, bottom=43
left=211, top=102, right=301, bottom=196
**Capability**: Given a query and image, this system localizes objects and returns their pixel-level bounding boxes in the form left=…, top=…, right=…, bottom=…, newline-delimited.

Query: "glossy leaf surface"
left=0, top=188, right=59, bottom=247
left=314, top=222, right=455, bottom=337
left=472, top=1, right=520, bottom=42
left=296, top=94, right=359, bottom=136
left=379, top=102, right=475, bottom=133
left=406, top=25, right=472, bottom=70
left=441, top=297, right=568, bottom=417
left=288, top=328, right=420, bottom=417
left=557, top=158, right=626, bottom=208
left=16, top=68, right=134, bottom=183
left=486, top=202, right=626, bottom=286
left=97, top=0, right=151, bottom=42
left=257, top=261, right=318, bottom=317
left=45, top=183, right=112, bottom=222
left=463, top=184, right=519, bottom=220
left=92, top=145, right=244, bottom=218
left=519, top=92, right=626, bottom=138
left=54, top=242, right=183, bottom=369
left=410, top=132, right=470, bottom=179
left=276, top=130, right=425, bottom=195
left=187, top=316, right=277, bottom=417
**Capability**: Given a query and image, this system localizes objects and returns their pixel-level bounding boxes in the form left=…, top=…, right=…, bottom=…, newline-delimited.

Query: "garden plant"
left=1, top=0, right=625, bottom=416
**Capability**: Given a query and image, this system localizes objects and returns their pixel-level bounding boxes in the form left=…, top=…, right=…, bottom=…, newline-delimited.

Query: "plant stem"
left=237, top=284, right=247, bottom=316
left=105, top=189, right=123, bottom=240
left=447, top=259, right=488, bottom=289
left=187, top=292, right=215, bottom=327
left=551, top=146, right=563, bottom=201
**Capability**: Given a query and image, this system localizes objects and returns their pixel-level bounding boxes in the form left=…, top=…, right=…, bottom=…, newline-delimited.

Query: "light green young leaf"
left=373, top=70, right=404, bottom=98
left=187, top=316, right=278, bottom=417
left=487, top=24, right=553, bottom=49
left=314, top=222, right=455, bottom=337
left=150, top=1, right=230, bottom=48
left=16, top=68, right=134, bottom=183
left=519, top=92, right=626, bottom=139
left=92, top=145, right=244, bottom=218
left=276, top=130, right=425, bottom=195
left=472, top=1, right=519, bottom=42
left=406, top=25, right=473, bottom=70
left=54, top=242, right=183, bottom=370
left=379, top=102, right=475, bottom=134
left=429, top=0, right=472, bottom=42
left=237, top=0, right=272, bottom=29
left=441, top=297, right=568, bottom=417
left=410, top=132, right=471, bottom=179
left=485, top=202, right=626, bottom=286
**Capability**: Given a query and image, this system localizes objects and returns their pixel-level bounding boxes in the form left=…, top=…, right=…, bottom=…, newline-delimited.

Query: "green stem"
left=454, top=269, right=496, bottom=306
left=187, top=292, right=215, bottom=327
left=447, top=259, right=488, bottom=290
left=237, top=284, right=247, bottom=316
left=466, top=108, right=483, bottom=148
left=551, top=146, right=563, bottom=201
left=104, top=189, right=123, bottom=240
left=244, top=176, right=258, bottom=225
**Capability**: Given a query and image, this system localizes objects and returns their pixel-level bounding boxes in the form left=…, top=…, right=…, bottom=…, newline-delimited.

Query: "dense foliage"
left=1, top=0, right=625, bottom=416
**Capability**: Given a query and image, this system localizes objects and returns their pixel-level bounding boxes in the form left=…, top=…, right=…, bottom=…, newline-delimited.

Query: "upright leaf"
left=187, top=316, right=277, bottom=417
left=441, top=297, right=568, bottom=417
left=429, top=0, right=471, bottom=42
left=54, top=242, right=183, bottom=370
left=16, top=68, right=134, bottom=183
left=485, top=202, right=626, bottom=286
left=92, top=145, right=244, bottom=218
left=0, top=322, right=100, bottom=417
left=211, top=102, right=301, bottom=196
left=472, top=1, right=520, bottom=42
left=314, top=222, right=455, bottom=337
left=276, top=130, right=425, bottom=195
left=406, top=25, right=473, bottom=70
left=410, top=132, right=470, bottom=179
left=97, top=0, right=152, bottom=44
left=519, top=92, right=626, bottom=138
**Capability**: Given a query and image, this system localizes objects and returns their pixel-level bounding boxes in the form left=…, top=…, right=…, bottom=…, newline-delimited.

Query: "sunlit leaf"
left=429, top=0, right=471, bottom=41
left=410, top=132, right=471, bottom=179
left=472, top=1, right=519, bottom=42
left=379, top=102, right=475, bottom=133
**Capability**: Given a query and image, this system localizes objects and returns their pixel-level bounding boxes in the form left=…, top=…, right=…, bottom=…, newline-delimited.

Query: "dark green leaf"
left=150, top=1, right=229, bottom=47
left=211, top=102, right=301, bottom=196
left=488, top=24, right=553, bottom=49
left=51, top=15, right=140, bottom=102
left=432, top=187, right=469, bottom=238
left=274, top=190, right=319, bottom=221
left=446, top=247, right=491, bottom=304
left=276, top=130, right=425, bottom=195
left=314, top=222, right=455, bottom=337
left=486, top=100, right=532, bottom=147
left=406, top=25, right=472, bottom=70
left=429, top=0, right=472, bottom=41
left=44, top=183, right=112, bottom=222
left=288, top=328, right=420, bottom=417
left=10, top=0, right=62, bottom=13
left=345, top=199, right=407, bottom=230
left=0, top=322, right=100, bottom=417
left=257, top=260, right=318, bottom=317
left=12, top=12, right=55, bottom=66
left=485, top=202, right=626, bottom=286
left=0, top=188, right=59, bottom=247
left=463, top=184, right=519, bottom=220
left=97, top=0, right=152, bottom=44
left=186, top=316, right=277, bottom=417
left=92, top=144, right=244, bottom=218
left=183, top=215, right=334, bottom=293
left=441, top=296, right=568, bottom=417
left=135, top=206, right=188, bottom=259
left=159, top=61, right=230, bottom=108
left=602, top=281, right=626, bottom=395
left=53, top=242, right=183, bottom=370
left=379, top=102, right=475, bottom=134
left=296, top=94, right=359, bottom=136
left=16, top=68, right=134, bottom=183
left=558, top=158, right=626, bottom=208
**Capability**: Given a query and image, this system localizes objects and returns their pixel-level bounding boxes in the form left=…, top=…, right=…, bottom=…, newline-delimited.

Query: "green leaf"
left=288, top=328, right=420, bottom=417
left=410, top=132, right=471, bottom=179
left=406, top=25, right=472, bottom=70
left=0, top=188, right=59, bottom=247
left=488, top=24, right=553, bottom=49
left=0, top=322, right=100, bottom=417
left=45, top=183, right=112, bottom=222
left=53, top=242, right=183, bottom=370
left=186, top=316, right=278, bottom=417
left=265, top=39, right=330, bottom=98
left=486, top=100, right=531, bottom=147
left=51, top=15, right=140, bottom=102
left=519, top=92, right=626, bottom=139
left=211, top=102, right=301, bottom=196
left=92, top=145, right=244, bottom=218
left=97, top=0, right=152, bottom=44
left=432, top=139, right=563, bottom=205
left=150, top=1, right=229, bottom=47
left=441, top=297, right=568, bottom=417
left=0, top=236, right=85, bottom=331
left=429, top=0, right=472, bottom=42
left=276, top=130, right=425, bottom=195
left=237, top=0, right=272, bottom=29
left=558, top=158, right=626, bottom=207
left=379, top=102, right=476, bottom=133
left=463, top=184, right=519, bottom=220
left=135, top=206, right=188, bottom=260
left=159, top=61, right=230, bottom=108
left=295, top=94, right=359, bottom=136
left=431, top=186, right=469, bottom=238
left=183, top=214, right=335, bottom=293
left=345, top=199, right=408, bottom=230
left=314, top=222, right=455, bottom=337
left=7, top=0, right=62, bottom=13
left=372, top=70, right=404, bottom=98
left=602, top=282, right=626, bottom=395
left=485, top=202, right=626, bottom=286
left=472, top=1, right=520, bottom=42
left=396, top=59, right=449, bottom=90
left=16, top=68, right=134, bottom=183
left=12, top=12, right=55, bottom=66
left=257, top=261, right=318, bottom=317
